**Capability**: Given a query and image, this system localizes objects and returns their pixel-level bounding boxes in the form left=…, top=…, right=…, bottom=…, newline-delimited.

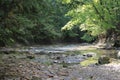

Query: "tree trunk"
left=97, top=30, right=116, bottom=48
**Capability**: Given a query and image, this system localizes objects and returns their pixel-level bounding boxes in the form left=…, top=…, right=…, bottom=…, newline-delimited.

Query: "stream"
left=0, top=43, right=120, bottom=80
left=0, top=43, right=118, bottom=65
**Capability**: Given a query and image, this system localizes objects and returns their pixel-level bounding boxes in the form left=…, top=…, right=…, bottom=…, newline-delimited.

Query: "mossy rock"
left=98, top=55, right=110, bottom=64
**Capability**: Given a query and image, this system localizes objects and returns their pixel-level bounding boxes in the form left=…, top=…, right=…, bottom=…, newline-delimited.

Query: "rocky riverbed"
left=0, top=44, right=120, bottom=80
left=1, top=56, right=120, bottom=80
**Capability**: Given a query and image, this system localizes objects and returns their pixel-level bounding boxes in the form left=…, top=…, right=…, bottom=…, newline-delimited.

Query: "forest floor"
left=0, top=43, right=120, bottom=80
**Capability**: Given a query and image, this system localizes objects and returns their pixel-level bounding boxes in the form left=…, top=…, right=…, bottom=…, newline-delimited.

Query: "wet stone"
left=83, top=52, right=96, bottom=58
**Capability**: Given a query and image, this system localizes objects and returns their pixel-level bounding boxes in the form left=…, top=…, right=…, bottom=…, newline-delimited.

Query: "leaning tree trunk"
left=104, top=27, right=120, bottom=48
left=97, top=29, right=117, bottom=48
left=98, top=34, right=106, bottom=44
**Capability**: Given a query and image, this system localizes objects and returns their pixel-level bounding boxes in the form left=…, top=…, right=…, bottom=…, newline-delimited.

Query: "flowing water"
left=0, top=44, right=118, bottom=66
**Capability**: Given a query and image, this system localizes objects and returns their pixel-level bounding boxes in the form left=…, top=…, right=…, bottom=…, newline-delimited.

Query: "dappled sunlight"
left=93, top=0, right=99, bottom=3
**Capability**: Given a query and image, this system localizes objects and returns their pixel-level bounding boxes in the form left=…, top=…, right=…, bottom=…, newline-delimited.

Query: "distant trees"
left=0, top=0, right=70, bottom=46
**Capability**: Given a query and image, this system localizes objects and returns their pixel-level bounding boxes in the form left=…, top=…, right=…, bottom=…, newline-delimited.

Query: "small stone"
left=62, top=63, right=68, bottom=68
left=56, top=56, right=61, bottom=59
left=53, top=60, right=58, bottom=63
left=83, top=52, right=96, bottom=57
left=117, top=51, right=120, bottom=59
left=26, top=55, right=35, bottom=59
left=32, top=76, right=42, bottom=80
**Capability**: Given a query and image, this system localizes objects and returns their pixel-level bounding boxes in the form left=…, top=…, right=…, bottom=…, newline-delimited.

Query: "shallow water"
left=0, top=44, right=120, bottom=80
left=0, top=44, right=118, bottom=65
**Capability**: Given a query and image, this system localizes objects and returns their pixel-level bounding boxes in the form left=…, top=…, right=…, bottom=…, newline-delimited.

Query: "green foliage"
left=62, top=26, right=85, bottom=42
left=62, top=0, right=120, bottom=41
left=2, top=0, right=119, bottom=46
left=62, top=0, right=71, bottom=4
left=0, top=0, right=70, bottom=46
left=81, top=34, right=95, bottom=42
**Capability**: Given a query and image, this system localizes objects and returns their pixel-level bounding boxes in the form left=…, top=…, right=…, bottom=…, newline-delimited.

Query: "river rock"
left=98, top=55, right=110, bottom=64
left=117, top=51, right=120, bottom=59
left=83, top=52, right=96, bottom=57
left=26, top=55, right=35, bottom=59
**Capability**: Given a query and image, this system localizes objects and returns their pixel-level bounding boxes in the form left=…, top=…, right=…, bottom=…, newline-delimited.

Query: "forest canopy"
left=0, top=0, right=120, bottom=46
left=62, top=0, right=120, bottom=40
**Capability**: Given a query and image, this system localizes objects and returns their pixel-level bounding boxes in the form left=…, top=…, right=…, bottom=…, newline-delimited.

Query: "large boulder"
left=98, top=55, right=110, bottom=64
